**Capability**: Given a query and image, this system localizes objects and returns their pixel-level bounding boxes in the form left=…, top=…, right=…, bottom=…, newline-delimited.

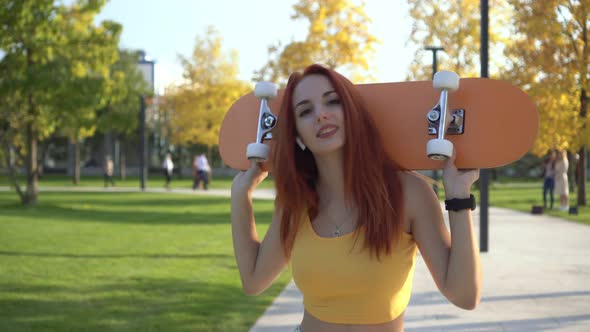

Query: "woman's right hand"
left=231, top=162, right=269, bottom=199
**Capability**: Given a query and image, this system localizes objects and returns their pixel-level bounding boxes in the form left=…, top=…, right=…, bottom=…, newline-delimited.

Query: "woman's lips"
left=316, top=125, right=339, bottom=138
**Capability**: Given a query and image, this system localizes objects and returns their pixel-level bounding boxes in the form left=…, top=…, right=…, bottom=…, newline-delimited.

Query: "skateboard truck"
left=247, top=82, right=278, bottom=162
left=427, top=108, right=464, bottom=135
left=427, top=71, right=460, bottom=160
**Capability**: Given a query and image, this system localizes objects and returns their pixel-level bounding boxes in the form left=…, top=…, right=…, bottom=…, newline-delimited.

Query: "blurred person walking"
left=193, top=153, right=211, bottom=190
left=163, top=153, right=174, bottom=190
left=104, top=156, right=115, bottom=188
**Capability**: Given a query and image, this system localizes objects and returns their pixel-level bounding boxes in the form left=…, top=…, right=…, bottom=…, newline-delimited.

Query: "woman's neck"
left=314, top=151, right=349, bottom=208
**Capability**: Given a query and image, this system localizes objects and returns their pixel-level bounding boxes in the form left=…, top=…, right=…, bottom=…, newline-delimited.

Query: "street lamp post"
left=137, top=51, right=155, bottom=191
left=138, top=96, right=147, bottom=190
left=425, top=46, right=445, bottom=197
left=480, top=0, right=490, bottom=252
left=425, top=46, right=444, bottom=79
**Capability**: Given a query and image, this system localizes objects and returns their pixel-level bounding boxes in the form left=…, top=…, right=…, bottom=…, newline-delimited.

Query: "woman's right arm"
left=231, top=163, right=289, bottom=296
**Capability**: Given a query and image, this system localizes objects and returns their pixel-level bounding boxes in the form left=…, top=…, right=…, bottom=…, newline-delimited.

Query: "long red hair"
left=272, top=64, right=406, bottom=261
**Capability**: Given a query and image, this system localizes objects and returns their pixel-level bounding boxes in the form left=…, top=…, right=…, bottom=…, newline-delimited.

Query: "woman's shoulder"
left=399, top=171, right=435, bottom=190
left=398, top=171, right=438, bottom=201
left=396, top=172, right=439, bottom=229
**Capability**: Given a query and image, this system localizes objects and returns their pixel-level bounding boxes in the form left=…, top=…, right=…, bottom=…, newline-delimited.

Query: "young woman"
left=554, top=150, right=570, bottom=211
left=231, top=64, right=482, bottom=332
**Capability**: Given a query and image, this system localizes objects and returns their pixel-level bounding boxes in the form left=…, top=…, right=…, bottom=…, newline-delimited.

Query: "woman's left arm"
left=441, top=161, right=482, bottom=310
left=407, top=150, right=482, bottom=310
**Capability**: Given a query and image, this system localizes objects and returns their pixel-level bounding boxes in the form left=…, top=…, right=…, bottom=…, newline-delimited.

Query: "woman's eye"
left=299, top=109, right=311, bottom=117
left=328, top=99, right=341, bottom=105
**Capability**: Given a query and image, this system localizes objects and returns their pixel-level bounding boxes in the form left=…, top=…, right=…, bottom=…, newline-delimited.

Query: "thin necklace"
left=330, top=219, right=348, bottom=237
left=327, top=210, right=357, bottom=237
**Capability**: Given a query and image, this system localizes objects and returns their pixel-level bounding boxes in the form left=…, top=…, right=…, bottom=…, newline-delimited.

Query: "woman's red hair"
left=272, top=64, right=406, bottom=261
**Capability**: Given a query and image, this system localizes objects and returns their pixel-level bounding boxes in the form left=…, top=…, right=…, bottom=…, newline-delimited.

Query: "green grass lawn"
left=432, top=180, right=589, bottom=225
left=483, top=181, right=590, bottom=225
left=0, top=192, right=290, bottom=332
left=0, top=174, right=276, bottom=190
left=0, top=176, right=588, bottom=331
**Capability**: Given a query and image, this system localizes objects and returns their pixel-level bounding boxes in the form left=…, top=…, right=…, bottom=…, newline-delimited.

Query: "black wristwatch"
left=445, top=194, right=476, bottom=211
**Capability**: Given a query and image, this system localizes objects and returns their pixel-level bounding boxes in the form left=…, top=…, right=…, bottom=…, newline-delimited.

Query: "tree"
left=96, top=49, right=150, bottom=180
left=407, top=0, right=513, bottom=80
left=407, top=0, right=589, bottom=205
left=504, top=0, right=589, bottom=205
left=53, top=4, right=122, bottom=184
left=0, top=0, right=59, bottom=205
left=0, top=0, right=120, bottom=204
left=161, top=26, right=250, bottom=162
left=254, top=0, right=379, bottom=84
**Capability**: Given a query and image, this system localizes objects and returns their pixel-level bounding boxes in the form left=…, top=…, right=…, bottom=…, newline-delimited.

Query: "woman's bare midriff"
left=300, top=310, right=404, bottom=332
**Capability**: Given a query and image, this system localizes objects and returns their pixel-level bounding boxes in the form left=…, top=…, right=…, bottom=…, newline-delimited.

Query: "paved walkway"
left=250, top=206, right=590, bottom=332
left=3, top=186, right=589, bottom=331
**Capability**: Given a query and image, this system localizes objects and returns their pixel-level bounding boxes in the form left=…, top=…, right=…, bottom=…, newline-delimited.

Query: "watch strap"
left=445, top=194, right=476, bottom=211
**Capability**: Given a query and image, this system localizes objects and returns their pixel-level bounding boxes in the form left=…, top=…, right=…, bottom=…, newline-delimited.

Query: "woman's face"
left=292, top=74, right=345, bottom=156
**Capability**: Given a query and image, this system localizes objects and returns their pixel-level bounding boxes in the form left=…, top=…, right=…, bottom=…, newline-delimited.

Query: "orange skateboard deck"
left=219, top=78, right=538, bottom=171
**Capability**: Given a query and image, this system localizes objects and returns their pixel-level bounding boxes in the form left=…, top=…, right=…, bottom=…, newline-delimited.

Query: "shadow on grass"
left=0, top=276, right=284, bottom=332
left=0, top=193, right=273, bottom=226
left=0, top=251, right=233, bottom=260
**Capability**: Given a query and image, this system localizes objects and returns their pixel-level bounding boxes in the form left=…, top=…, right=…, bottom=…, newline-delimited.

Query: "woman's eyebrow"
left=295, top=90, right=337, bottom=108
left=295, top=99, right=310, bottom=108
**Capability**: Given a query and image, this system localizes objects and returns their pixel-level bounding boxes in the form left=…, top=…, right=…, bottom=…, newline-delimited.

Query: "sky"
left=87, top=0, right=421, bottom=94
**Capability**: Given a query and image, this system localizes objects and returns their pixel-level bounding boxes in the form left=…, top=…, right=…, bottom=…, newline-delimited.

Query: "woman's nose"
left=316, top=107, right=329, bottom=122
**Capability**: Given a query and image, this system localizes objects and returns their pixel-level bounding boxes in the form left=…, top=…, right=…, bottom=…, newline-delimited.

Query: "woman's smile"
left=317, top=125, right=339, bottom=138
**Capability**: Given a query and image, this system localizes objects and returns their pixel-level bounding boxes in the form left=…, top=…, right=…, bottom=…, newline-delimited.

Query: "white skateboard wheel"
left=427, top=139, right=453, bottom=160
left=247, top=143, right=271, bottom=162
left=433, top=71, right=460, bottom=92
left=254, top=82, right=278, bottom=99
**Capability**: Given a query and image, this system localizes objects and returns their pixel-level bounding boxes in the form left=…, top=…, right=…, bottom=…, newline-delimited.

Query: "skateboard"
left=219, top=71, right=538, bottom=171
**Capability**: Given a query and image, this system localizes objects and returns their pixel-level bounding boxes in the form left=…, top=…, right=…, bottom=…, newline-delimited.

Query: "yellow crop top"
left=290, top=216, right=418, bottom=324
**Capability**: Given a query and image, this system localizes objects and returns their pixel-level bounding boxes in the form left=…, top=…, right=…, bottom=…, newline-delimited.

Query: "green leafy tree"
left=0, top=0, right=120, bottom=203
left=53, top=2, right=121, bottom=184
left=254, top=0, right=379, bottom=84
left=96, top=49, right=150, bottom=179
left=0, top=0, right=59, bottom=205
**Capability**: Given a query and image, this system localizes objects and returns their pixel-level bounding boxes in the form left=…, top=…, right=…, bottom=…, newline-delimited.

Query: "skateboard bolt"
left=263, top=115, right=276, bottom=128
left=427, top=110, right=440, bottom=122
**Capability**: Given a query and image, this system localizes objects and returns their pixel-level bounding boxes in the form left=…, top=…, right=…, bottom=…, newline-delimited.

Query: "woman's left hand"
left=442, top=148, right=480, bottom=199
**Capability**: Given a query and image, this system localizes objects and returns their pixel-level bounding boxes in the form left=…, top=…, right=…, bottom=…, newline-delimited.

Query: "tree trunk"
left=72, top=139, right=80, bottom=185
left=38, top=139, right=47, bottom=180
left=207, top=145, right=212, bottom=167
left=3, top=142, right=25, bottom=201
left=208, top=145, right=213, bottom=180
left=578, top=88, right=587, bottom=206
left=119, top=136, right=126, bottom=180
left=104, top=129, right=113, bottom=162
left=24, top=122, right=38, bottom=206
left=578, top=146, right=587, bottom=206
left=178, top=146, right=184, bottom=179
left=23, top=47, right=38, bottom=206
